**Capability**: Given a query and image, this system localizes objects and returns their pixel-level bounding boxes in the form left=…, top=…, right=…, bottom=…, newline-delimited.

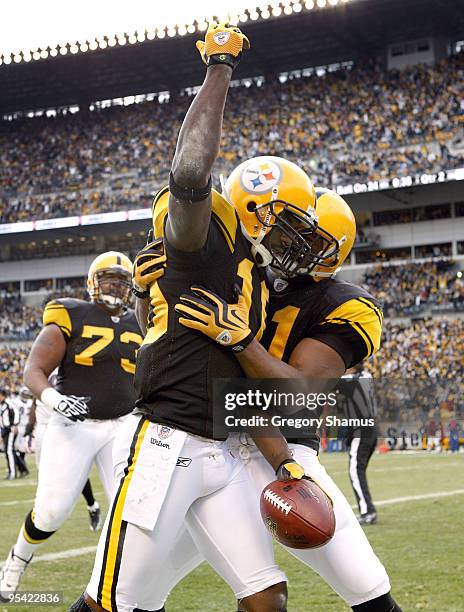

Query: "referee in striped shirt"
left=1, top=388, right=28, bottom=480
left=338, top=362, right=378, bottom=525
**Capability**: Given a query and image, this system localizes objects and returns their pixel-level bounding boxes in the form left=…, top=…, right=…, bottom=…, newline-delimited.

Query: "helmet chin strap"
left=239, top=220, right=273, bottom=267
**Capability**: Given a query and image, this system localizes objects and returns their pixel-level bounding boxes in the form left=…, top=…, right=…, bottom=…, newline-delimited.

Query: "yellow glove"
left=196, top=22, right=250, bottom=70
left=276, top=459, right=305, bottom=481
left=132, top=237, right=166, bottom=299
left=175, top=285, right=254, bottom=352
left=276, top=460, right=334, bottom=506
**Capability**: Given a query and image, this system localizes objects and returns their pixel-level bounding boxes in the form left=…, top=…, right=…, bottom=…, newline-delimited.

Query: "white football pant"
left=33, top=413, right=124, bottom=532
left=142, top=438, right=392, bottom=608
left=86, top=415, right=286, bottom=611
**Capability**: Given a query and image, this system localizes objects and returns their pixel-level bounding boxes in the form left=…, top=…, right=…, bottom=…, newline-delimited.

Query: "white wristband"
left=40, top=387, right=64, bottom=411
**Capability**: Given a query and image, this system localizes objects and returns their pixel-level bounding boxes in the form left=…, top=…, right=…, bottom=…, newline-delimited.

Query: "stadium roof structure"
left=1, top=0, right=463, bottom=115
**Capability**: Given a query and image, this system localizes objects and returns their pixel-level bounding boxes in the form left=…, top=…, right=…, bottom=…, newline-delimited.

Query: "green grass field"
left=0, top=451, right=463, bottom=612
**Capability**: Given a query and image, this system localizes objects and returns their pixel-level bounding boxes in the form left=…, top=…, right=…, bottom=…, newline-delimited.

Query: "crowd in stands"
left=2, top=318, right=462, bottom=426
left=1, top=259, right=463, bottom=341
left=0, top=287, right=89, bottom=341
left=1, top=53, right=463, bottom=224
left=362, top=260, right=464, bottom=316
left=0, top=343, right=31, bottom=394
left=366, top=318, right=464, bottom=425
left=0, top=291, right=42, bottom=340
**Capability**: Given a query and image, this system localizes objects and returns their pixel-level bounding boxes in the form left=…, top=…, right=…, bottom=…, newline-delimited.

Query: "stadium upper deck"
left=0, top=0, right=463, bottom=274
left=1, top=0, right=463, bottom=115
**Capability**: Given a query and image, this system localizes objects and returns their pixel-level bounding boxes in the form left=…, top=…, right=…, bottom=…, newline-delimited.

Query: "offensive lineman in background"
left=0, top=252, right=143, bottom=600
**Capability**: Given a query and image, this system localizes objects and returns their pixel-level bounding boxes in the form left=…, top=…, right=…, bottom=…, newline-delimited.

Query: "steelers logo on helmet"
left=240, top=159, right=282, bottom=195
left=227, top=156, right=320, bottom=277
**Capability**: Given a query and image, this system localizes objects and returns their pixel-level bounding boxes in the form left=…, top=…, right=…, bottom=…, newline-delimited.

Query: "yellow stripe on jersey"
left=236, top=258, right=268, bottom=342
left=238, top=257, right=254, bottom=317
left=99, top=418, right=150, bottom=612
left=357, top=296, right=384, bottom=324
left=256, top=281, right=269, bottom=343
left=152, top=186, right=169, bottom=238
left=210, top=190, right=238, bottom=252
left=144, top=281, right=169, bottom=345
left=42, top=301, right=72, bottom=338
left=319, top=298, right=382, bottom=358
left=152, top=187, right=237, bottom=252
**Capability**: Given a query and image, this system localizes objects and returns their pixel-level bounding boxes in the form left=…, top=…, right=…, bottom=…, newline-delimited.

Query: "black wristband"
left=231, top=330, right=255, bottom=353
left=169, top=172, right=212, bottom=203
left=131, top=285, right=150, bottom=299
left=207, top=53, right=240, bottom=70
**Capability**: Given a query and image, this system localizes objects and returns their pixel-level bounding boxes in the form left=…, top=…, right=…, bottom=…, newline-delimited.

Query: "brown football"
left=260, top=478, right=336, bottom=549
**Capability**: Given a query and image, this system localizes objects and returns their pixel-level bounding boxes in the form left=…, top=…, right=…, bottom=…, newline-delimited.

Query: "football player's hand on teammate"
left=132, top=237, right=166, bottom=299
left=275, top=459, right=306, bottom=481
left=175, top=285, right=254, bottom=352
left=40, top=387, right=90, bottom=422
left=196, top=22, right=250, bottom=70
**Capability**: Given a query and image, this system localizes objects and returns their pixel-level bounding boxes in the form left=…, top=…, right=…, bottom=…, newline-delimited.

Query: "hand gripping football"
left=260, top=478, right=336, bottom=549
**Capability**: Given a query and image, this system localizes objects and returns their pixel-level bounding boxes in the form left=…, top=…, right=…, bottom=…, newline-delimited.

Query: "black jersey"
left=261, top=276, right=383, bottom=451
left=134, top=188, right=268, bottom=439
left=43, top=298, right=142, bottom=420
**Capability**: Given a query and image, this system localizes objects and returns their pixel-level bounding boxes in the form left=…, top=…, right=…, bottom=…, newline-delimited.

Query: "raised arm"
left=165, top=23, right=249, bottom=252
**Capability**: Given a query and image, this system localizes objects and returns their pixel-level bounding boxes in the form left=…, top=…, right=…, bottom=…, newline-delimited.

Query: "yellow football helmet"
left=310, top=187, right=356, bottom=278
left=87, top=251, right=132, bottom=310
left=223, top=156, right=318, bottom=277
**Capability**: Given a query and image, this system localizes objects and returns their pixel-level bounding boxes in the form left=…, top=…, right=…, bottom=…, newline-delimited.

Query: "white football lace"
left=264, top=489, right=292, bottom=515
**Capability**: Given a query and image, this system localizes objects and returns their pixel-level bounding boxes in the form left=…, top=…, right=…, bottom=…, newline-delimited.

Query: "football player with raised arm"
left=174, top=181, right=403, bottom=612
left=0, top=252, right=143, bottom=600
left=73, top=23, right=309, bottom=612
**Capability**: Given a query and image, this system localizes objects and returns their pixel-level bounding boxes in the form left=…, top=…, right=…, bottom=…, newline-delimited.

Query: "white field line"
left=26, top=489, right=464, bottom=564
left=375, top=489, right=464, bottom=507
left=32, top=546, right=98, bottom=563
left=328, top=462, right=463, bottom=476
left=0, top=498, right=34, bottom=506
left=0, top=480, right=38, bottom=488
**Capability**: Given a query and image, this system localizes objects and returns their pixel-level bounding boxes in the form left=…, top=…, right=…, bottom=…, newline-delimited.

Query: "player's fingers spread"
left=175, top=303, right=209, bottom=323
left=178, top=295, right=212, bottom=315
left=177, top=316, right=206, bottom=331
left=190, top=286, right=223, bottom=308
